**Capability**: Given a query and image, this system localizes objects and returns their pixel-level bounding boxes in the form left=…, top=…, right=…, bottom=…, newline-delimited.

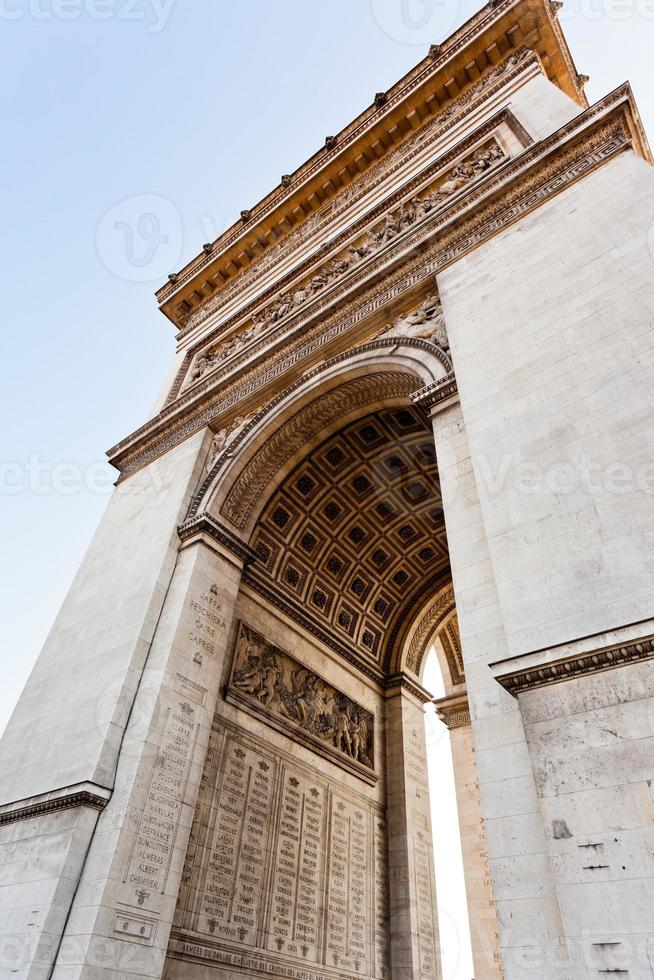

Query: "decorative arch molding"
left=221, top=373, right=415, bottom=530
left=187, top=337, right=453, bottom=532
left=396, top=583, right=460, bottom=683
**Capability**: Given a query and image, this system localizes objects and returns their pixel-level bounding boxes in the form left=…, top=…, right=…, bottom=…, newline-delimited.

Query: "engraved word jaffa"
left=188, top=582, right=226, bottom=666
left=228, top=623, right=374, bottom=773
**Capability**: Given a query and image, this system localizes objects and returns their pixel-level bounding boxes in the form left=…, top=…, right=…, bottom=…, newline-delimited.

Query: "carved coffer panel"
left=168, top=716, right=390, bottom=979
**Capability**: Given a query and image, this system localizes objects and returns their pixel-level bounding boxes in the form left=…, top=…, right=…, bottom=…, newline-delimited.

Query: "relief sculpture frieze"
left=182, top=139, right=504, bottom=393
left=226, top=623, right=376, bottom=782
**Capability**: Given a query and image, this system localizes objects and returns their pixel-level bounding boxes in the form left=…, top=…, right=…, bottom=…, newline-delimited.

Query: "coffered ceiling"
left=247, top=406, right=451, bottom=669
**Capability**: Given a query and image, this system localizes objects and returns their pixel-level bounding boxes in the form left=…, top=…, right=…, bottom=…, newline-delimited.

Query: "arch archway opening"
left=173, top=367, right=495, bottom=980
left=423, top=645, right=475, bottom=980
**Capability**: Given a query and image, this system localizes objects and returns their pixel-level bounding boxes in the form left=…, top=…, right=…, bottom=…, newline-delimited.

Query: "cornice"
left=494, top=634, right=654, bottom=696
left=156, top=0, right=586, bottom=329
left=412, top=372, right=459, bottom=412
left=384, top=672, right=433, bottom=705
left=170, top=59, right=537, bottom=346
left=177, top=514, right=258, bottom=566
left=0, top=783, right=111, bottom=826
left=172, top=80, right=632, bottom=377
left=108, top=86, right=639, bottom=479
left=434, top=692, right=471, bottom=730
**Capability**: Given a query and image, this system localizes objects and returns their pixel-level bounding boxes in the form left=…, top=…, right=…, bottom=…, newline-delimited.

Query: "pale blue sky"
left=2, top=1, right=652, bottom=735
left=1, top=4, right=651, bottom=976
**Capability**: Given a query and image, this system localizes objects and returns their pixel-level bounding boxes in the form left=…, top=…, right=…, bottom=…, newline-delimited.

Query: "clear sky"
left=0, top=2, right=652, bottom=975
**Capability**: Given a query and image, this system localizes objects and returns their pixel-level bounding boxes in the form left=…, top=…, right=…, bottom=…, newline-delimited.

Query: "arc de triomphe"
left=2, top=2, right=654, bottom=978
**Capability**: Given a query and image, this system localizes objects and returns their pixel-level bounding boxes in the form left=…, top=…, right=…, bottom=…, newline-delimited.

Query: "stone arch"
left=186, top=337, right=451, bottom=535
left=174, top=333, right=474, bottom=979
left=391, top=583, right=460, bottom=683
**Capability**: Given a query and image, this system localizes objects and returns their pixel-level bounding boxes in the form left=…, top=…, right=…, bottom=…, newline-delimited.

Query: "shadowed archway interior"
left=244, top=405, right=452, bottom=674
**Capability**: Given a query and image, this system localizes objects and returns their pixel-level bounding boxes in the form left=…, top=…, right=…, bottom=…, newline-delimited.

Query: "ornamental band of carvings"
left=495, top=634, right=654, bottom=696
left=110, top=97, right=634, bottom=478
left=227, top=623, right=376, bottom=781
left=183, top=141, right=502, bottom=390
left=405, top=586, right=456, bottom=675
left=219, top=372, right=417, bottom=529
left=434, top=694, right=471, bottom=731
left=167, top=96, right=626, bottom=419
left=0, top=789, right=108, bottom=826
left=411, top=372, right=458, bottom=411
left=169, top=47, right=536, bottom=337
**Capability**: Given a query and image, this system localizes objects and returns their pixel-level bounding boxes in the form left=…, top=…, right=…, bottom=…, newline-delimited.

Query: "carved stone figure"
left=229, top=624, right=374, bottom=770
left=257, top=658, right=281, bottom=706
left=334, top=705, right=352, bottom=756
left=206, top=415, right=252, bottom=471
left=380, top=294, right=450, bottom=352
left=190, top=350, right=217, bottom=383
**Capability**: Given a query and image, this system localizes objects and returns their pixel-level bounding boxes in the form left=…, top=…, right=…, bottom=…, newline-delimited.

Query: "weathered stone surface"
left=2, top=4, right=654, bottom=978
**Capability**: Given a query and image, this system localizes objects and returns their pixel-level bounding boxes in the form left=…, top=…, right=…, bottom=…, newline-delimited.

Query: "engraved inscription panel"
left=267, top=770, right=327, bottom=961
left=187, top=583, right=227, bottom=667
left=172, top=717, right=389, bottom=978
left=198, top=738, right=274, bottom=945
left=324, top=796, right=368, bottom=974
left=373, top=817, right=390, bottom=979
left=414, top=829, right=438, bottom=979
left=124, top=697, right=199, bottom=900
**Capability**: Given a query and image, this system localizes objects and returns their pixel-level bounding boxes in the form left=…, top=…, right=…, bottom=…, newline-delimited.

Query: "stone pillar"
left=51, top=516, right=254, bottom=980
left=385, top=673, right=441, bottom=980
left=435, top=692, right=503, bottom=980
left=492, top=632, right=654, bottom=977
left=0, top=429, right=210, bottom=980
left=425, top=390, right=572, bottom=979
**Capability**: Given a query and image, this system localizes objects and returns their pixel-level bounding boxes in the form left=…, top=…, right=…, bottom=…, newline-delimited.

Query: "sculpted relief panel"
left=182, top=138, right=504, bottom=392
left=169, top=716, right=389, bottom=979
left=226, top=623, right=375, bottom=781
left=168, top=48, right=534, bottom=337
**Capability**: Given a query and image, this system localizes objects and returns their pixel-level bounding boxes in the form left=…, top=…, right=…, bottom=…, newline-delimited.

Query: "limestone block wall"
left=446, top=718, right=504, bottom=980
left=507, top=70, right=580, bottom=142
left=0, top=806, right=99, bottom=980
left=0, top=430, right=210, bottom=980
left=438, top=148, right=654, bottom=655
left=431, top=404, right=570, bottom=979
left=436, top=146, right=654, bottom=973
left=519, top=661, right=654, bottom=978
left=0, top=429, right=210, bottom=805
